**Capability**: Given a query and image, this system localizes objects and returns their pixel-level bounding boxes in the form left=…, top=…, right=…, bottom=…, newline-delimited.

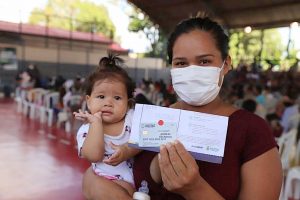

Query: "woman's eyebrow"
left=195, top=54, right=215, bottom=59
left=173, top=54, right=215, bottom=61
left=172, top=54, right=215, bottom=61
left=172, top=57, right=187, bottom=61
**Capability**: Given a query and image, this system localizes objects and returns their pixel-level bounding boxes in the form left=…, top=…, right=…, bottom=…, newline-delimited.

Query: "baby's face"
left=86, top=78, right=128, bottom=124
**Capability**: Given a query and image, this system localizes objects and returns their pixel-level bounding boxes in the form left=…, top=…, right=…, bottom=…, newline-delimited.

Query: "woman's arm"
left=238, top=147, right=282, bottom=200
left=150, top=155, right=162, bottom=184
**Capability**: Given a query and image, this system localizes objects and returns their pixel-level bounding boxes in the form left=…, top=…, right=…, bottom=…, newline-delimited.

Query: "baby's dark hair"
left=85, top=53, right=135, bottom=101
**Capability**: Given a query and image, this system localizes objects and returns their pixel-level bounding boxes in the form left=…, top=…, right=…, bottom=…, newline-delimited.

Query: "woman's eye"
left=97, top=95, right=104, bottom=99
left=173, top=61, right=187, bottom=67
left=199, top=59, right=211, bottom=65
left=114, top=96, right=121, bottom=100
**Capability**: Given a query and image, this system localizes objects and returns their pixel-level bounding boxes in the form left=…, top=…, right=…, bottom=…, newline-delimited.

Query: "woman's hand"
left=158, top=140, right=202, bottom=197
left=73, top=109, right=102, bottom=124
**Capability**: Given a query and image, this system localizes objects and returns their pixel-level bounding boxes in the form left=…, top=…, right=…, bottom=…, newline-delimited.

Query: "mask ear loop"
left=218, top=61, right=225, bottom=86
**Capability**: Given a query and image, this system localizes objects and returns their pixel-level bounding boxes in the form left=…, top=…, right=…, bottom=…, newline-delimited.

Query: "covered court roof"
left=0, top=21, right=129, bottom=53
left=128, top=0, right=300, bottom=33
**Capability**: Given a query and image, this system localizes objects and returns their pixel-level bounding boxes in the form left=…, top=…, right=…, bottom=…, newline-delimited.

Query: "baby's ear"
left=85, top=95, right=91, bottom=110
left=128, top=98, right=135, bottom=109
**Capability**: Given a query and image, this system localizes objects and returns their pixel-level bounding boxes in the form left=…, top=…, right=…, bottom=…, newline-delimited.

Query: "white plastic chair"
left=280, top=129, right=297, bottom=171
left=40, top=92, right=59, bottom=126
left=57, top=95, right=83, bottom=133
left=30, top=89, right=49, bottom=119
left=15, top=87, right=27, bottom=113
left=282, top=167, right=300, bottom=200
left=295, top=140, right=300, bottom=166
left=288, top=114, right=300, bottom=132
left=22, top=88, right=46, bottom=118
left=276, top=136, right=286, bottom=155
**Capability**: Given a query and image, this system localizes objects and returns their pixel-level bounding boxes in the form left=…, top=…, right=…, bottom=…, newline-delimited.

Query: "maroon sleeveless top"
left=133, top=109, right=277, bottom=200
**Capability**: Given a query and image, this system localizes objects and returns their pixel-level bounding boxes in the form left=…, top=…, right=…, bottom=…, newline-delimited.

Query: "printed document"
left=129, top=104, right=229, bottom=163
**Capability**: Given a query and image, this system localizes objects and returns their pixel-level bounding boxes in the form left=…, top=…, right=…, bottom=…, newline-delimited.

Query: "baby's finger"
left=94, top=112, right=102, bottom=118
left=74, top=112, right=84, bottom=118
left=103, top=158, right=110, bottom=164
left=103, top=157, right=118, bottom=165
left=74, top=116, right=86, bottom=121
left=109, top=152, right=120, bottom=161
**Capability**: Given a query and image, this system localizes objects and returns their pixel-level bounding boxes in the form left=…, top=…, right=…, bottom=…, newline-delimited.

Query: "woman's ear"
left=223, top=55, right=232, bottom=75
left=218, top=56, right=232, bottom=86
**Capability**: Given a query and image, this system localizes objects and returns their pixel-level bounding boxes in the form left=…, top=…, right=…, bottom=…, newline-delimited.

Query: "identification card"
left=139, top=121, right=177, bottom=147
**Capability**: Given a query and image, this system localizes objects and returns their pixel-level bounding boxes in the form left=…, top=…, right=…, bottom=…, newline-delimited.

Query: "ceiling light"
left=244, top=26, right=252, bottom=33
left=290, top=22, right=299, bottom=29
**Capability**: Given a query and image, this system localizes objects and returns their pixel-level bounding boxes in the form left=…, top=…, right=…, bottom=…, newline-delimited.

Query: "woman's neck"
left=178, top=97, right=236, bottom=116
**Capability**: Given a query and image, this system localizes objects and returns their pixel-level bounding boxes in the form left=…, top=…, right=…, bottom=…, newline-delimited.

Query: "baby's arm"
left=103, top=143, right=142, bottom=166
left=74, top=110, right=105, bottom=162
left=150, top=155, right=162, bottom=184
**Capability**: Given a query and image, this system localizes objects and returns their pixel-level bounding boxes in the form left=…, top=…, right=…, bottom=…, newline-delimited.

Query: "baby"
left=74, top=54, right=141, bottom=196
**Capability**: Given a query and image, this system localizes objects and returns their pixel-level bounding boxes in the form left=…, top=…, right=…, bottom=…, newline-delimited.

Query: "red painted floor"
left=0, top=98, right=89, bottom=200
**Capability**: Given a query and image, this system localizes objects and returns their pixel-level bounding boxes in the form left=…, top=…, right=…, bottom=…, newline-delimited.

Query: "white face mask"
left=171, top=62, right=225, bottom=106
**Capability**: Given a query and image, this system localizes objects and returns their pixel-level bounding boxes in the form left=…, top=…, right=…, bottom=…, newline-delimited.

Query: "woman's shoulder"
left=228, top=108, right=271, bottom=133
left=229, top=108, right=267, bottom=124
left=227, top=109, right=276, bottom=163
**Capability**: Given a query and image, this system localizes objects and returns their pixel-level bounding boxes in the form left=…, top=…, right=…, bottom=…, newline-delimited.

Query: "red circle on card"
left=158, top=120, right=164, bottom=126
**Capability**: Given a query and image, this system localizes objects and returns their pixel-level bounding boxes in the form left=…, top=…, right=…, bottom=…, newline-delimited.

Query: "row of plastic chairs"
left=57, top=95, right=86, bottom=132
left=15, top=87, right=85, bottom=132
left=277, top=129, right=300, bottom=200
left=15, top=88, right=59, bottom=126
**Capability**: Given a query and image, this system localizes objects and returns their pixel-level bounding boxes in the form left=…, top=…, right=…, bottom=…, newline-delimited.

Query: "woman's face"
left=171, top=30, right=227, bottom=69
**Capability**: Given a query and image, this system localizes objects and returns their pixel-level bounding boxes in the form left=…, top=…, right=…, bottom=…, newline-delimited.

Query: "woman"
left=82, top=16, right=282, bottom=200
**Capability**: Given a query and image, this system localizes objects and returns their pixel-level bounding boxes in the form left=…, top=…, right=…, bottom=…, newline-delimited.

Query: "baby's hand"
left=73, top=109, right=102, bottom=124
left=103, top=142, right=127, bottom=166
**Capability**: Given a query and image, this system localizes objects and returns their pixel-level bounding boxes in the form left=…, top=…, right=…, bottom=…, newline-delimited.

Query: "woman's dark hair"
left=167, top=17, right=229, bottom=64
left=85, top=53, right=135, bottom=101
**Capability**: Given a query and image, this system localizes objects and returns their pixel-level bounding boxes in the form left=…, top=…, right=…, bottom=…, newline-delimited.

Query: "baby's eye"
left=97, top=95, right=105, bottom=99
left=114, top=96, right=121, bottom=100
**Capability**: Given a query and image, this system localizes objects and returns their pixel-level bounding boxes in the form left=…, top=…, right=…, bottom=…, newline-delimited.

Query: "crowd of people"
left=221, top=62, right=300, bottom=138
